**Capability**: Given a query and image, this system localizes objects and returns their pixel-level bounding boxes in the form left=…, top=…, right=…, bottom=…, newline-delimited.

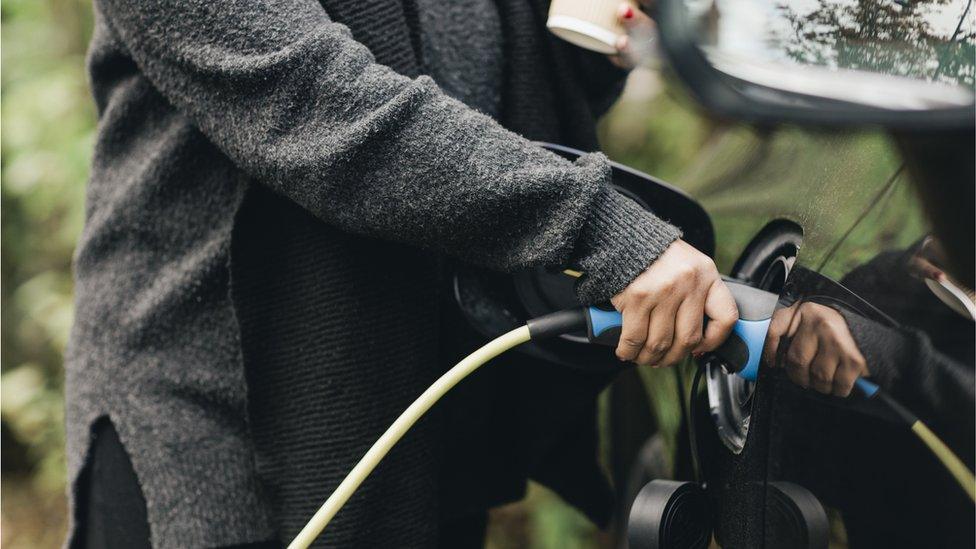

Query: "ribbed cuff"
left=838, top=310, right=911, bottom=392
left=569, top=186, right=682, bottom=304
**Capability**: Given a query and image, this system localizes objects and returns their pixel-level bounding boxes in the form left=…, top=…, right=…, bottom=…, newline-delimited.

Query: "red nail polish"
left=624, top=6, right=635, bottom=19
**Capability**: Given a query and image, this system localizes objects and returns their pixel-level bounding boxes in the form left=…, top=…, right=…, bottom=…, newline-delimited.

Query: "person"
left=65, top=1, right=738, bottom=548
left=762, top=236, right=975, bottom=547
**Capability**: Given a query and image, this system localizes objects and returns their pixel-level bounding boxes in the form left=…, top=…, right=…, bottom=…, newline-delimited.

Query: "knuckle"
left=811, top=371, right=831, bottom=384
left=810, top=314, right=828, bottom=330
left=634, top=351, right=654, bottom=366
left=657, top=279, right=677, bottom=294
left=785, top=348, right=805, bottom=366
left=826, top=318, right=846, bottom=334
left=683, top=333, right=703, bottom=349
left=621, top=336, right=644, bottom=348
left=690, top=253, right=711, bottom=269
left=681, top=266, right=701, bottom=282
left=676, top=261, right=697, bottom=276
left=631, top=286, right=652, bottom=300
left=651, top=340, right=671, bottom=354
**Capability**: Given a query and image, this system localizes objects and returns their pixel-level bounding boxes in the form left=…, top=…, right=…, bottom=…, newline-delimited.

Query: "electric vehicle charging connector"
left=289, top=281, right=974, bottom=548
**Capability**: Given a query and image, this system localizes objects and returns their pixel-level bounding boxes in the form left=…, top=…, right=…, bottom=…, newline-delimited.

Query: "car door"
left=682, top=125, right=973, bottom=547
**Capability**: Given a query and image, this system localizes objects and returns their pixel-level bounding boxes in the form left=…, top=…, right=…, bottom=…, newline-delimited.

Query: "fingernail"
left=618, top=4, right=634, bottom=19
left=625, top=5, right=635, bottom=19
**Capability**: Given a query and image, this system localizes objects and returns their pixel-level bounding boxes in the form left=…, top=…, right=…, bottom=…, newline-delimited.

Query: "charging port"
left=707, top=220, right=802, bottom=453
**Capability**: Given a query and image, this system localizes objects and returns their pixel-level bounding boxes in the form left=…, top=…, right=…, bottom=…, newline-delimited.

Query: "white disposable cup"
left=547, top=0, right=637, bottom=55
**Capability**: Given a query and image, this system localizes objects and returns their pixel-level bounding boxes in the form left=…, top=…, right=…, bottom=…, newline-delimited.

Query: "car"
left=624, top=0, right=975, bottom=547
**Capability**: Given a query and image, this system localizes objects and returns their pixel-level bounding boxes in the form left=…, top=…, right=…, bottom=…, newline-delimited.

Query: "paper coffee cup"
left=547, top=0, right=637, bottom=55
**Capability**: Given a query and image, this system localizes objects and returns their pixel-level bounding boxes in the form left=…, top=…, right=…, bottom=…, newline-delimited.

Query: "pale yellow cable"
left=288, top=325, right=532, bottom=549
left=910, top=420, right=976, bottom=502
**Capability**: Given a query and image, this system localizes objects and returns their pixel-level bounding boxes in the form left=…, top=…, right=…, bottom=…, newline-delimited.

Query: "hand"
left=762, top=302, right=869, bottom=397
left=609, top=1, right=656, bottom=69
left=908, top=237, right=948, bottom=282
left=610, top=239, right=738, bottom=367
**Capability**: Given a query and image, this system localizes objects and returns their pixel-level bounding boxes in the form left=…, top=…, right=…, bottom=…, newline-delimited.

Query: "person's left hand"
left=762, top=302, right=870, bottom=397
left=610, top=1, right=655, bottom=69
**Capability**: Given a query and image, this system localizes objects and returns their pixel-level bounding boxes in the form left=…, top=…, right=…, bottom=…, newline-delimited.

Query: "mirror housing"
left=654, top=0, right=976, bottom=129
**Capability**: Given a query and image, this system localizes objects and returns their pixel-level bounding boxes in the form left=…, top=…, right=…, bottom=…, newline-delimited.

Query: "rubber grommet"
left=627, top=480, right=711, bottom=549
left=764, top=482, right=829, bottom=549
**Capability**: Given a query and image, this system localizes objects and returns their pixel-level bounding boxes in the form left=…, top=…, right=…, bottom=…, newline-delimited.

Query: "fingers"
left=829, top=320, right=869, bottom=397
left=762, top=304, right=797, bottom=367
left=784, top=320, right=817, bottom=389
left=909, top=256, right=945, bottom=282
left=697, top=279, right=738, bottom=353
left=615, top=2, right=655, bottom=63
left=615, top=302, right=651, bottom=362
left=654, top=297, right=702, bottom=367
left=616, top=2, right=653, bottom=29
left=807, top=346, right=839, bottom=394
left=610, top=240, right=728, bottom=369
left=831, top=355, right=863, bottom=397
left=632, top=300, right=673, bottom=365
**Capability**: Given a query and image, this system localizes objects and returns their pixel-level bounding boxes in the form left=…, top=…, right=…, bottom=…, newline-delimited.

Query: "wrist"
left=569, top=186, right=681, bottom=303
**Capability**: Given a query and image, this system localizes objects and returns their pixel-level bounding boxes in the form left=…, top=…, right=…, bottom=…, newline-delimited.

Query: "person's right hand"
left=610, top=239, right=739, bottom=367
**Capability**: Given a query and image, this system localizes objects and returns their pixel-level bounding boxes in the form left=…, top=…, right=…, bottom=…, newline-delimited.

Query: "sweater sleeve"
left=94, top=0, right=679, bottom=303
left=841, top=311, right=975, bottom=456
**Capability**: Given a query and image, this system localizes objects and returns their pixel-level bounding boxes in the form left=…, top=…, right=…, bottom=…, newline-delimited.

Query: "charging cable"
left=287, top=309, right=588, bottom=549
left=290, top=290, right=974, bottom=547
left=855, top=378, right=976, bottom=502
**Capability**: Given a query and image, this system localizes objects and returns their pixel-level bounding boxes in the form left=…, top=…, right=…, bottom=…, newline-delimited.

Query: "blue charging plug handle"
left=584, top=304, right=881, bottom=394
left=730, top=318, right=771, bottom=381
left=586, top=306, right=624, bottom=346
left=585, top=279, right=778, bottom=376
left=855, top=377, right=880, bottom=398
left=584, top=306, right=767, bottom=377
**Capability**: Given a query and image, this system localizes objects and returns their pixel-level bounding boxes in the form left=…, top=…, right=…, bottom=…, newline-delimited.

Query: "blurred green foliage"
left=0, top=1, right=925, bottom=548
left=2, top=0, right=95, bottom=546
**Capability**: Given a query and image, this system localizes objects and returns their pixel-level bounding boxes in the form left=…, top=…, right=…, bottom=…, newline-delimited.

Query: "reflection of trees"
left=778, top=0, right=975, bottom=86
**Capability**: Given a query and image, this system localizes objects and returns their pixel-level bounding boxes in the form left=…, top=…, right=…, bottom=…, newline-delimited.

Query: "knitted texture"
left=66, top=0, right=678, bottom=547
left=571, top=186, right=683, bottom=303
left=414, top=0, right=504, bottom=118
left=837, top=249, right=975, bottom=458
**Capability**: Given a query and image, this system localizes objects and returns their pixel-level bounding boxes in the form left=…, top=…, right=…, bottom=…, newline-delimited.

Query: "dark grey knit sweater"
left=66, top=0, right=680, bottom=547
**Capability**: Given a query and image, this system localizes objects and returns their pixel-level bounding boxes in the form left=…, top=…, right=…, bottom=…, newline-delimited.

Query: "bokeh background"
left=2, top=1, right=912, bottom=547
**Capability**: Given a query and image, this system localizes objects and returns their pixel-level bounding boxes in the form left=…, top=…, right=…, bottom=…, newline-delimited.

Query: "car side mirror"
left=653, top=0, right=976, bottom=129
